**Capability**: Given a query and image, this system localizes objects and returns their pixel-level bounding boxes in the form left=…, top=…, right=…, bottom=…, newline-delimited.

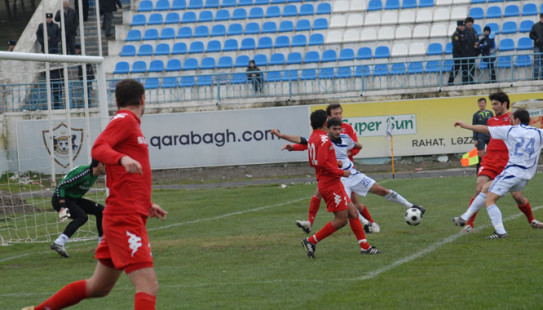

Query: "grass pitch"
left=2, top=174, right=543, bottom=309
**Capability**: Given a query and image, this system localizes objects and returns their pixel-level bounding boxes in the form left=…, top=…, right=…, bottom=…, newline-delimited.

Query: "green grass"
left=3, top=174, right=543, bottom=309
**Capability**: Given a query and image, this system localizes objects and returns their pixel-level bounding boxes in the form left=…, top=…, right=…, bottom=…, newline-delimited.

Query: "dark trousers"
left=66, top=34, right=76, bottom=55
left=75, top=0, right=89, bottom=21
left=465, top=58, right=476, bottom=84
left=52, top=194, right=104, bottom=238
left=51, top=80, right=64, bottom=109
left=102, top=11, right=113, bottom=36
left=250, top=77, right=263, bottom=93
left=448, top=58, right=465, bottom=85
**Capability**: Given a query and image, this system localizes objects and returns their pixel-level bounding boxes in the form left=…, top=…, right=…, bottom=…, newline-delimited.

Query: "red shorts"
left=318, top=182, right=350, bottom=213
left=478, top=152, right=508, bottom=179
left=95, top=213, right=153, bottom=273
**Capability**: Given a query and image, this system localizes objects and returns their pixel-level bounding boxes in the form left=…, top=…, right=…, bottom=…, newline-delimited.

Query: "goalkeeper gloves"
left=59, top=207, right=70, bottom=223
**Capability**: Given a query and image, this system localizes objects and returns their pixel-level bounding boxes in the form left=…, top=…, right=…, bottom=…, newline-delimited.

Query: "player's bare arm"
left=281, top=144, right=294, bottom=151
left=120, top=156, right=143, bottom=174
left=454, top=121, right=490, bottom=135
left=270, top=129, right=302, bottom=144
left=354, top=141, right=363, bottom=149
left=149, top=203, right=168, bottom=220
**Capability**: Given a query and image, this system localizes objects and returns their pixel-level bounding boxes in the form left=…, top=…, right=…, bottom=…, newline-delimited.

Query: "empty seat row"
left=360, top=7, right=468, bottom=26
left=138, top=0, right=321, bottom=12
left=469, top=4, right=543, bottom=19
left=365, top=0, right=435, bottom=11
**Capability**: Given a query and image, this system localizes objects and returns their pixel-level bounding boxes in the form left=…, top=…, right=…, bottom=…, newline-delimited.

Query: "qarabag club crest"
left=42, top=123, right=84, bottom=168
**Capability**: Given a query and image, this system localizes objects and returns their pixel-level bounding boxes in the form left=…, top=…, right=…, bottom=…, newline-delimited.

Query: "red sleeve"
left=316, top=141, right=344, bottom=177
left=343, top=124, right=360, bottom=157
left=290, top=143, right=308, bottom=152
left=91, top=117, right=130, bottom=165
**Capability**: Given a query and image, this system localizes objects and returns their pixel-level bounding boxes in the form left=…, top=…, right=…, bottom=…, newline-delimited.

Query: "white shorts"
left=488, top=172, right=529, bottom=197
left=341, top=171, right=376, bottom=198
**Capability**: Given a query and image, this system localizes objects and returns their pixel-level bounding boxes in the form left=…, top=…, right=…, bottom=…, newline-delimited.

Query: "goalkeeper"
left=50, top=159, right=106, bottom=258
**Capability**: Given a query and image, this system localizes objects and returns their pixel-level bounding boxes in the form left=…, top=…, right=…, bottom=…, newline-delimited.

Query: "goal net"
left=0, top=51, right=109, bottom=245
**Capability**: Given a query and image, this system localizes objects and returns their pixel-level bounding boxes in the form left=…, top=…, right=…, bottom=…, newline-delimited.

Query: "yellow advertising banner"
left=311, top=92, right=543, bottom=158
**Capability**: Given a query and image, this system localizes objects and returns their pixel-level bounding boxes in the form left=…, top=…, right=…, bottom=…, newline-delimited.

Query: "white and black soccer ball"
left=404, top=207, right=423, bottom=226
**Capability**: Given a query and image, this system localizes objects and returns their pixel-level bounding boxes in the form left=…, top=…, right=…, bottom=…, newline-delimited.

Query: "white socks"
left=384, top=190, right=413, bottom=208
left=358, top=211, right=370, bottom=225
left=54, top=234, right=69, bottom=246
left=461, top=193, right=486, bottom=221
left=487, top=205, right=507, bottom=234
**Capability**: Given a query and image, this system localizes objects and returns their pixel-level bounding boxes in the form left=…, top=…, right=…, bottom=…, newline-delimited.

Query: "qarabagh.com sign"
left=343, top=115, right=417, bottom=137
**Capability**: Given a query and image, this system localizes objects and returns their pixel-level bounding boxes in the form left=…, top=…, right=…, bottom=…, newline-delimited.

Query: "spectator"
left=49, top=48, right=64, bottom=109
left=448, top=20, right=467, bottom=86
left=529, top=13, right=543, bottom=80
left=464, top=17, right=479, bottom=84
left=75, top=0, right=90, bottom=22
left=55, top=0, right=79, bottom=55
left=36, top=13, right=61, bottom=53
left=100, top=0, right=122, bottom=38
left=478, top=26, right=496, bottom=83
left=75, top=44, right=95, bottom=107
left=7, top=40, right=16, bottom=51
left=246, top=60, right=263, bottom=93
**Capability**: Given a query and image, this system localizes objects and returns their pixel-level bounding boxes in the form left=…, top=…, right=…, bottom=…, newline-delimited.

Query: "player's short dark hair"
left=115, top=79, right=144, bottom=108
left=489, top=91, right=510, bottom=109
left=478, top=97, right=486, bottom=103
left=310, top=109, right=328, bottom=129
left=90, top=159, right=100, bottom=168
left=513, top=109, right=530, bottom=125
left=327, top=117, right=342, bottom=128
left=326, top=103, right=342, bottom=116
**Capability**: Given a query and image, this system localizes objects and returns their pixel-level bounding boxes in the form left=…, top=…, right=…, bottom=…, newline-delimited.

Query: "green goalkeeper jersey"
left=55, top=164, right=98, bottom=200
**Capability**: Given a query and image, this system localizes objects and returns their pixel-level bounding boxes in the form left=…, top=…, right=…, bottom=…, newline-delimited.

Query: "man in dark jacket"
left=55, top=0, right=79, bottom=54
left=529, top=13, right=543, bottom=80
left=76, top=44, right=95, bottom=107
left=100, top=0, right=122, bottom=38
left=448, top=20, right=467, bottom=86
left=479, top=26, right=496, bottom=82
left=464, top=17, right=479, bottom=84
left=36, top=13, right=61, bottom=53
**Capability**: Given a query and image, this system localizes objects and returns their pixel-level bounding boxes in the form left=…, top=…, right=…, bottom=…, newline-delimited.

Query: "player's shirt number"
left=308, top=143, right=317, bottom=166
left=513, top=137, right=535, bottom=157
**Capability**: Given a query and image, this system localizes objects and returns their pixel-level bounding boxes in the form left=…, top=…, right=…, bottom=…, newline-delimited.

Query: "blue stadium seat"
left=498, top=38, right=514, bottom=51
left=231, top=73, right=247, bottom=84
left=206, top=40, right=221, bottom=52
left=149, top=60, right=164, bottom=72
left=155, top=0, right=170, bottom=10
left=501, top=21, right=517, bottom=34
left=249, top=7, right=264, bottom=19
left=257, top=36, right=273, bottom=49
left=424, top=61, right=440, bottom=73
left=215, top=9, right=230, bottom=21
left=517, top=37, right=533, bottom=50
left=313, top=18, right=328, bottom=30
left=418, top=0, right=433, bottom=7
left=131, top=61, right=146, bottom=73
left=204, top=0, right=219, bottom=8
left=301, top=69, right=317, bottom=80
left=471, top=0, right=484, bottom=3
left=515, top=55, right=531, bottom=67
left=385, top=0, right=399, bottom=10
left=368, top=0, right=382, bottom=10
left=235, top=55, right=250, bottom=67
left=188, top=0, right=203, bottom=9
left=194, top=25, right=209, bottom=38
left=162, top=77, right=179, bottom=88
left=319, top=67, right=335, bottom=79
left=269, top=53, right=285, bottom=65
left=232, top=8, right=247, bottom=20
left=138, top=0, right=153, bottom=12
left=304, top=51, right=319, bottom=63
left=402, top=0, right=416, bottom=9
left=217, top=56, right=233, bottom=68
left=445, top=42, right=452, bottom=54
left=120, top=45, right=136, bottom=56
left=308, top=33, right=324, bottom=45
left=228, top=23, right=243, bottom=35
left=238, top=0, right=253, bottom=6
left=221, top=0, right=236, bottom=7
left=266, top=71, right=282, bottom=82
left=374, top=46, right=390, bottom=58
left=155, top=43, right=170, bottom=55
left=321, top=49, right=337, bottom=62
left=211, top=24, right=226, bottom=36
left=354, top=65, right=371, bottom=77
left=469, top=7, right=484, bottom=19
left=166, top=59, right=182, bottom=71
left=240, top=38, right=256, bottom=50
left=144, top=78, right=160, bottom=89
left=520, top=20, right=534, bottom=33
left=522, top=3, right=538, bottom=16
left=497, top=56, right=512, bottom=68
left=473, top=24, right=482, bottom=36
left=171, top=0, right=186, bottom=9
left=262, top=21, right=277, bottom=33
left=189, top=41, right=204, bottom=53
left=287, top=52, right=302, bottom=64
left=147, top=13, right=163, bottom=25
left=299, top=4, right=314, bottom=16
left=316, top=3, right=331, bottom=14
left=336, top=67, right=352, bottom=78
left=486, top=6, right=502, bottom=18
left=114, top=61, right=129, bottom=74
left=279, top=20, right=294, bottom=32
left=390, top=63, right=406, bottom=75
left=165, top=12, right=180, bottom=24
left=182, top=58, right=198, bottom=70
left=223, top=39, right=239, bottom=51
left=504, top=4, right=519, bottom=17
left=160, top=27, right=175, bottom=40
left=271, top=0, right=285, bottom=3
left=254, top=0, right=269, bottom=4
left=198, top=10, right=213, bottom=22
left=182, top=12, right=197, bottom=23
left=275, top=35, right=290, bottom=48
left=373, top=64, right=388, bottom=76
left=266, top=6, right=281, bottom=18
left=131, top=14, right=146, bottom=26
left=486, top=23, right=499, bottom=35
left=427, top=43, right=443, bottom=55
left=172, top=42, right=187, bottom=54
left=200, top=57, right=216, bottom=69
left=180, top=76, right=195, bottom=87
left=287, top=0, right=301, bottom=3
left=245, top=22, right=260, bottom=34
left=407, top=62, right=423, bottom=74
left=339, top=49, right=354, bottom=61
left=177, top=27, right=192, bottom=39
left=283, top=70, right=298, bottom=81
left=143, top=29, right=159, bottom=40
left=283, top=4, right=297, bottom=17
left=126, top=29, right=141, bottom=41
left=137, top=44, right=153, bottom=56
left=291, top=34, right=307, bottom=47
left=254, top=54, right=267, bottom=66
left=357, top=47, right=372, bottom=60
left=296, top=19, right=311, bottom=31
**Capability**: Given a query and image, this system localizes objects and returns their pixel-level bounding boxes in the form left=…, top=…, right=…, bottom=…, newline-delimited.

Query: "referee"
left=50, top=159, right=105, bottom=258
left=472, top=97, right=493, bottom=171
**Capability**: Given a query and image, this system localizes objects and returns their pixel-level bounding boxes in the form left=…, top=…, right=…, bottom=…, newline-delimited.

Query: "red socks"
left=517, top=201, right=534, bottom=223
left=349, top=218, right=370, bottom=250
left=135, top=292, right=156, bottom=310
left=359, top=204, right=374, bottom=223
left=466, top=196, right=477, bottom=227
left=308, top=196, right=321, bottom=225
left=36, top=280, right=87, bottom=310
left=308, top=222, right=336, bottom=244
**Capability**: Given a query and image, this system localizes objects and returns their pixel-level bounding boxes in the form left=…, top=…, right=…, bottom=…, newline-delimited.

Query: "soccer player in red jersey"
left=458, top=92, right=543, bottom=232
left=301, top=110, right=381, bottom=258
left=23, top=79, right=168, bottom=310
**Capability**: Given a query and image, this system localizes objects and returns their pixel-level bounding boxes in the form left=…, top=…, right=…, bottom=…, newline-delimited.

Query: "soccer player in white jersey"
left=453, top=108, right=543, bottom=239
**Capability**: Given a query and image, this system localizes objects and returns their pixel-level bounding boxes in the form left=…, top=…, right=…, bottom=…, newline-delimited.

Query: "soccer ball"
left=404, top=207, right=422, bottom=226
